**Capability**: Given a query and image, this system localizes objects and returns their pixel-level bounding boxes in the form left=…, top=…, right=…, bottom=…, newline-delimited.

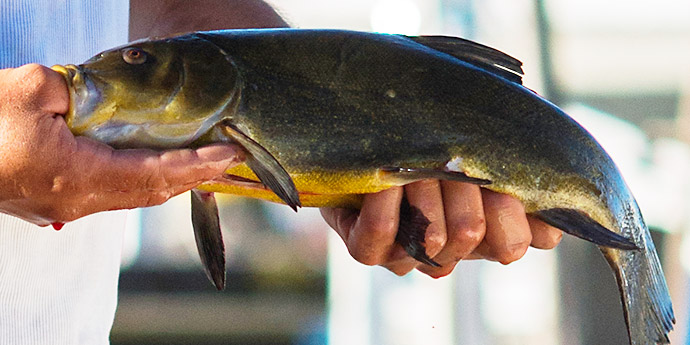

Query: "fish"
left=51, top=29, right=674, bottom=344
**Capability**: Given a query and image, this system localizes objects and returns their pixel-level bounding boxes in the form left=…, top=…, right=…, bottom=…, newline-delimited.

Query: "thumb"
left=192, top=143, right=246, bottom=174
left=87, top=141, right=245, bottom=197
left=155, top=143, right=245, bottom=188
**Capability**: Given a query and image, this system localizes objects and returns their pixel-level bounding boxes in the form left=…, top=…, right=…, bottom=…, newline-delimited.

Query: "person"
left=0, top=0, right=562, bottom=343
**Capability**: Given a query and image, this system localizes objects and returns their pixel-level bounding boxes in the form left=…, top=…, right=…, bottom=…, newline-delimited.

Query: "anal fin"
left=396, top=198, right=441, bottom=267
left=191, top=189, right=226, bottom=290
left=382, top=167, right=491, bottom=185
left=532, top=208, right=640, bottom=250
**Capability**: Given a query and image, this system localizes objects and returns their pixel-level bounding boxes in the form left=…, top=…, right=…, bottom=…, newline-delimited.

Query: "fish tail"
left=601, top=228, right=674, bottom=345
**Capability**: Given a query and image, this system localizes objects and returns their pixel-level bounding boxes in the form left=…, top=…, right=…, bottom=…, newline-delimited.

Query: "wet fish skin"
left=52, top=29, right=674, bottom=344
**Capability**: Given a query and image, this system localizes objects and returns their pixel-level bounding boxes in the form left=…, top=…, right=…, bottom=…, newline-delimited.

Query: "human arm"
left=0, top=0, right=289, bottom=226
left=129, top=0, right=563, bottom=277
left=0, top=64, right=241, bottom=226
left=129, top=0, right=288, bottom=41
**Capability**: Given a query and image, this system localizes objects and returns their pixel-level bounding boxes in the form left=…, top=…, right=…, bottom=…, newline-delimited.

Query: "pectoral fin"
left=532, top=208, right=640, bottom=250
left=396, top=197, right=441, bottom=267
left=221, top=121, right=301, bottom=211
left=191, top=189, right=226, bottom=290
left=382, top=167, right=491, bottom=185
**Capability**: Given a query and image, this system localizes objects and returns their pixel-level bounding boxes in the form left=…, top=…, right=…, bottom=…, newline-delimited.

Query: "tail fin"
left=601, top=227, right=674, bottom=345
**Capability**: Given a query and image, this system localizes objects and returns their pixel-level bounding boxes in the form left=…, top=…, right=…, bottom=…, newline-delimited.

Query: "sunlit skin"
left=322, top=181, right=562, bottom=277
left=131, top=0, right=563, bottom=275
left=0, top=64, right=242, bottom=225
left=103, top=14, right=560, bottom=275
left=0, top=2, right=668, bottom=344
left=0, top=0, right=562, bottom=283
left=54, top=20, right=674, bottom=343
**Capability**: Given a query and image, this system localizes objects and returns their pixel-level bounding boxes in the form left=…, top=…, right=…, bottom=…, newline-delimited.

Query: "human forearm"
left=129, top=0, right=288, bottom=41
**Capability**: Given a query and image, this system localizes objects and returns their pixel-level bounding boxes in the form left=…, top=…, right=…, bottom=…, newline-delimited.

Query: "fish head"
left=52, top=34, right=241, bottom=149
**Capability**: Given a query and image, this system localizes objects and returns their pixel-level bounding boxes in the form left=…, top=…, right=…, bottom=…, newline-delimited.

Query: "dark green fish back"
left=193, top=30, right=673, bottom=344
left=79, top=29, right=672, bottom=344
left=198, top=30, right=608, bottom=182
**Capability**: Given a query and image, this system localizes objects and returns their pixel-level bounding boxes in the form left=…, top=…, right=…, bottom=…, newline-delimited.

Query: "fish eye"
left=122, top=48, right=147, bottom=65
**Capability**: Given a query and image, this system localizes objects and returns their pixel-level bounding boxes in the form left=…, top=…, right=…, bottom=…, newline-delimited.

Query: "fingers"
left=144, top=143, right=244, bottom=196
left=0, top=64, right=243, bottom=224
left=465, top=217, right=563, bottom=259
left=527, top=216, right=563, bottom=249
left=381, top=180, right=447, bottom=276
left=85, top=137, right=242, bottom=194
left=331, top=186, right=403, bottom=266
left=474, top=189, right=532, bottom=264
left=320, top=207, right=358, bottom=242
left=417, top=181, right=486, bottom=278
left=322, top=181, right=564, bottom=278
left=6, top=64, right=69, bottom=115
left=41, top=139, right=244, bottom=222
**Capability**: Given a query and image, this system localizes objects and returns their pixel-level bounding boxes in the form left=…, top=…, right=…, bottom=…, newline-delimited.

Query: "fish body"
left=52, top=29, right=673, bottom=344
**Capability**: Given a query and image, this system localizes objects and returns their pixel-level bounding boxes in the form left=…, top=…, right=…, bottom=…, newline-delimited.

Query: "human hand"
left=0, top=64, right=242, bottom=226
left=320, top=179, right=563, bottom=278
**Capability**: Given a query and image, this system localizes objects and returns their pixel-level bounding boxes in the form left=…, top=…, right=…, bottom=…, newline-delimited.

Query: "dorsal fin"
left=406, top=35, right=524, bottom=84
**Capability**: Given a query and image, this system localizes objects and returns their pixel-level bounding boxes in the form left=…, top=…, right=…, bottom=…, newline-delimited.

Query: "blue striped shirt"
left=0, top=1, right=129, bottom=344
left=0, top=0, right=128, bottom=67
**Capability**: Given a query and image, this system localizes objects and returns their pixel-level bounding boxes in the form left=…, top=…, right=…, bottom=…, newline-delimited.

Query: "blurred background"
left=110, top=0, right=690, bottom=344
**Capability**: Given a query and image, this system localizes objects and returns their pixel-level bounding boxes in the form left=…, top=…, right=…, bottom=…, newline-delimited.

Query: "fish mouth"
left=51, top=64, right=78, bottom=118
left=50, top=64, right=102, bottom=132
left=51, top=64, right=77, bottom=84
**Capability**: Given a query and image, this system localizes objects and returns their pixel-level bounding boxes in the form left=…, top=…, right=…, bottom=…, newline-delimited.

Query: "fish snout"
left=51, top=64, right=102, bottom=134
left=51, top=64, right=79, bottom=87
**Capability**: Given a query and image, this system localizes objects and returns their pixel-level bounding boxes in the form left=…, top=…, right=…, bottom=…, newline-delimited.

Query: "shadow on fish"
left=52, top=29, right=674, bottom=344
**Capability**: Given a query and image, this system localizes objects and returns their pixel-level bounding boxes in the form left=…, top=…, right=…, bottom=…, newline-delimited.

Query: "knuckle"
left=419, top=257, right=460, bottom=279
left=531, top=226, right=564, bottom=249
left=409, top=179, right=440, bottom=191
left=19, top=64, right=53, bottom=88
left=548, top=230, right=564, bottom=247
left=346, top=217, right=397, bottom=266
left=359, top=214, right=396, bottom=233
left=139, top=158, right=167, bottom=191
left=144, top=191, right=171, bottom=207
left=426, top=234, right=447, bottom=252
left=19, top=63, right=47, bottom=76
left=348, top=246, right=383, bottom=266
left=390, top=267, right=413, bottom=277
left=496, top=240, right=530, bottom=265
left=356, top=216, right=397, bottom=243
left=449, top=218, right=486, bottom=249
left=383, top=261, right=415, bottom=276
left=428, top=268, right=453, bottom=279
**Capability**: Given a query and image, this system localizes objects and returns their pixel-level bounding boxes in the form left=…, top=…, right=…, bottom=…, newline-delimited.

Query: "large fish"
left=52, top=29, right=673, bottom=344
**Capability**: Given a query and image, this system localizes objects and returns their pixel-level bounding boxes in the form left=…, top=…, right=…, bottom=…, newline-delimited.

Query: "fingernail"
left=51, top=222, right=65, bottom=231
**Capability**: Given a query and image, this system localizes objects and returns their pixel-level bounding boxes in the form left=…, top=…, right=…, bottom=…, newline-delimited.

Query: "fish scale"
left=52, top=28, right=673, bottom=344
